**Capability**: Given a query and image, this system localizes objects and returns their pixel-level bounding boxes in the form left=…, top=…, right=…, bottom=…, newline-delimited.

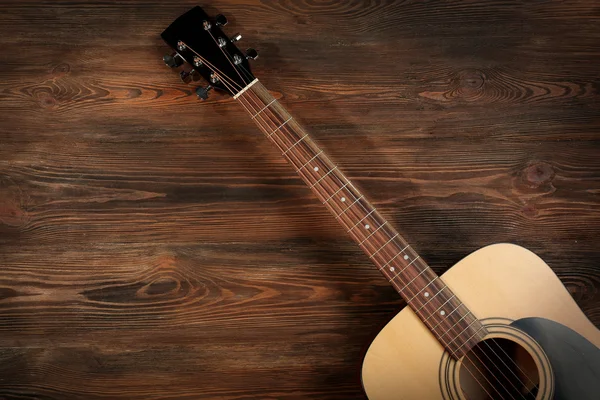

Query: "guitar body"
left=361, top=243, right=600, bottom=400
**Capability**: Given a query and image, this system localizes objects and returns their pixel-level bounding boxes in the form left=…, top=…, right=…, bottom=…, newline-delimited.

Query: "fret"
left=440, top=313, right=474, bottom=337
left=310, top=166, right=338, bottom=188
left=340, top=179, right=368, bottom=206
left=415, top=281, right=447, bottom=311
left=283, top=134, right=308, bottom=155
left=379, top=245, right=409, bottom=270
left=370, top=233, right=399, bottom=259
left=348, top=210, right=374, bottom=232
left=323, top=182, right=349, bottom=204
left=431, top=302, right=465, bottom=331
left=439, top=308, right=472, bottom=339
left=268, top=117, right=293, bottom=137
left=396, top=264, right=427, bottom=295
left=358, top=221, right=387, bottom=245
left=390, top=255, right=421, bottom=279
left=345, top=180, right=363, bottom=197
left=336, top=195, right=364, bottom=218
left=422, top=294, right=456, bottom=323
left=252, top=98, right=277, bottom=119
left=296, top=150, right=323, bottom=172
left=453, top=325, right=486, bottom=354
left=406, top=276, right=439, bottom=303
left=446, top=318, right=480, bottom=346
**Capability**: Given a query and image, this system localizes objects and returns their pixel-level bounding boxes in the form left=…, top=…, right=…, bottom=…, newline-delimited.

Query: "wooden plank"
left=0, top=0, right=599, bottom=398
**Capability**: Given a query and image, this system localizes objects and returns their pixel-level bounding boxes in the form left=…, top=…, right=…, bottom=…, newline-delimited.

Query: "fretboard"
left=234, top=79, right=486, bottom=358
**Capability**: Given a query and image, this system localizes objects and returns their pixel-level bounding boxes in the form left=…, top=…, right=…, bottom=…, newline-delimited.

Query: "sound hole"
left=459, top=338, right=540, bottom=399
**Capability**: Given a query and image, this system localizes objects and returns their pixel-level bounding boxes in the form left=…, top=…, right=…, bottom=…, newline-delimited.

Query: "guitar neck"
left=234, top=79, right=486, bottom=358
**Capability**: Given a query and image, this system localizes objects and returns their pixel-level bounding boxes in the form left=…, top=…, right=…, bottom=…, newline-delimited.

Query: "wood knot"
left=51, top=62, right=71, bottom=78
left=459, top=69, right=485, bottom=92
left=563, top=275, right=595, bottom=304
left=139, top=277, right=181, bottom=298
left=521, top=203, right=539, bottom=218
left=34, top=90, right=58, bottom=110
left=40, top=94, right=58, bottom=109
left=418, top=69, right=486, bottom=102
left=522, top=162, right=555, bottom=188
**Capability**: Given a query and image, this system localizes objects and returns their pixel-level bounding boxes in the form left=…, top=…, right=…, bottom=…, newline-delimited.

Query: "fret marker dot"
left=424, top=292, right=429, bottom=297
left=313, top=167, right=319, bottom=172
left=403, top=255, right=409, bottom=260
left=440, top=310, right=446, bottom=316
left=389, top=267, right=395, bottom=272
left=341, top=197, right=346, bottom=202
left=365, top=224, right=370, bottom=230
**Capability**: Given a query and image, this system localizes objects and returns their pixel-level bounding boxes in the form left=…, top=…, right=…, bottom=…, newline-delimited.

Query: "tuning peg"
left=245, top=48, right=258, bottom=60
left=180, top=70, right=192, bottom=83
left=195, top=85, right=213, bottom=100
left=231, top=33, right=242, bottom=43
left=216, top=14, right=228, bottom=26
left=163, top=53, right=183, bottom=68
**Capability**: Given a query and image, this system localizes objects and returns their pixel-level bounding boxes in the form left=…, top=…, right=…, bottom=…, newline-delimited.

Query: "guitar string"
left=208, top=29, right=255, bottom=83
left=444, top=310, right=536, bottom=391
left=232, top=78, right=536, bottom=392
left=231, top=55, right=255, bottom=83
left=233, top=82, right=522, bottom=399
left=224, top=73, right=500, bottom=396
left=182, top=40, right=533, bottom=399
left=244, top=86, right=543, bottom=397
left=237, top=91, right=404, bottom=260
left=435, top=304, right=536, bottom=391
left=192, top=75, right=495, bottom=400
left=201, top=59, right=525, bottom=400
left=232, top=85, right=389, bottom=243
left=227, top=75, right=407, bottom=253
left=223, top=80, right=352, bottom=216
left=206, top=30, right=249, bottom=86
left=233, top=60, right=255, bottom=84
left=433, top=295, right=536, bottom=390
left=442, top=300, right=535, bottom=387
left=180, top=42, right=243, bottom=91
left=223, top=77, right=500, bottom=372
left=232, top=84, right=398, bottom=246
left=233, top=90, right=519, bottom=400
left=210, top=60, right=361, bottom=224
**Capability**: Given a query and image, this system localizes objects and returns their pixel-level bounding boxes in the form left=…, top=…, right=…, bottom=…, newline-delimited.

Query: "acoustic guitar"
left=161, top=6, right=600, bottom=399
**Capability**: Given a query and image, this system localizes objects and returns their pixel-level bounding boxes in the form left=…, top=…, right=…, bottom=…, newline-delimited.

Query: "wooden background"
left=1, top=0, right=599, bottom=398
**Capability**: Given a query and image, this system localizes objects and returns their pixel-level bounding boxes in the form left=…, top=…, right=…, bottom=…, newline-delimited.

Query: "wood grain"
left=0, top=0, right=599, bottom=398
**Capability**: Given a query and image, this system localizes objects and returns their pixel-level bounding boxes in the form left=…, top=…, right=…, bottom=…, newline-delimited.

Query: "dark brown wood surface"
left=1, top=1, right=599, bottom=398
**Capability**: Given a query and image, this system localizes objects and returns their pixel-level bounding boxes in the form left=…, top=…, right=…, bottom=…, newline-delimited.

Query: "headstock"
left=161, top=6, right=257, bottom=100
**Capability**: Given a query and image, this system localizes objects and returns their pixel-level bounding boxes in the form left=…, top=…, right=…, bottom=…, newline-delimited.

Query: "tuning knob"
left=245, top=48, right=258, bottom=60
left=216, top=14, right=228, bottom=26
left=163, top=53, right=183, bottom=68
left=180, top=70, right=192, bottom=83
left=195, top=85, right=213, bottom=100
left=231, top=33, right=242, bottom=43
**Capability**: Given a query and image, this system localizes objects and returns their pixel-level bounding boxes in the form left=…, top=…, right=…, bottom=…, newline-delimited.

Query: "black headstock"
left=161, top=6, right=257, bottom=99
